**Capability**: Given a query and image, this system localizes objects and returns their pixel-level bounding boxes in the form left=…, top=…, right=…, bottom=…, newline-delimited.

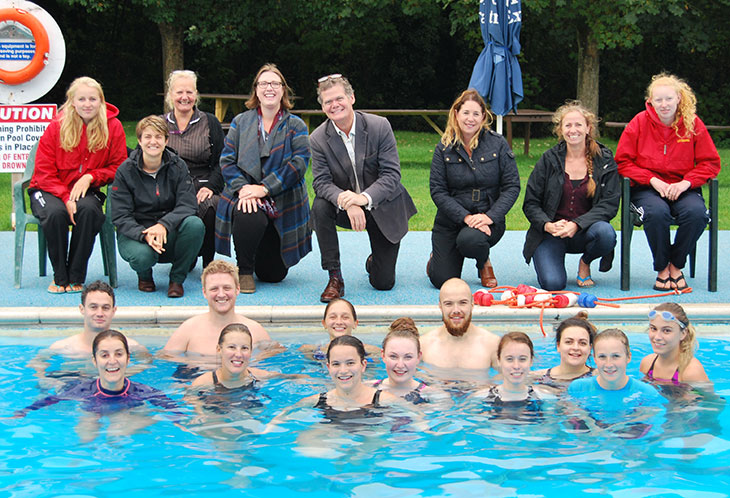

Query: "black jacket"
left=111, top=147, right=197, bottom=241
left=430, top=129, right=520, bottom=227
left=522, top=141, right=620, bottom=263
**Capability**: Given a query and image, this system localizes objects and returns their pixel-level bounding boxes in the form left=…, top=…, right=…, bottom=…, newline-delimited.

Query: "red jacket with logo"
left=615, top=102, right=720, bottom=188
left=30, top=102, right=127, bottom=202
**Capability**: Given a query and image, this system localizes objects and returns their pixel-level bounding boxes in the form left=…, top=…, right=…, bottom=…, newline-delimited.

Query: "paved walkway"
left=4, top=230, right=729, bottom=327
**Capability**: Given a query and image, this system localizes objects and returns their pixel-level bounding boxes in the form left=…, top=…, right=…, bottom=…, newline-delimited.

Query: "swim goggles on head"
left=648, top=310, right=688, bottom=329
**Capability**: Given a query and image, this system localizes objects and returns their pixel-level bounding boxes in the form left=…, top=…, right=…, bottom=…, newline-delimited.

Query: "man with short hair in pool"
left=420, top=278, right=500, bottom=373
left=49, top=280, right=147, bottom=354
left=163, top=260, right=273, bottom=357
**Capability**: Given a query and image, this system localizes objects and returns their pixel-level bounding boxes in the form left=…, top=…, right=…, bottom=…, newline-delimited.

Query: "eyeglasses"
left=648, top=310, right=688, bottom=329
left=318, top=74, right=343, bottom=83
left=256, top=81, right=282, bottom=89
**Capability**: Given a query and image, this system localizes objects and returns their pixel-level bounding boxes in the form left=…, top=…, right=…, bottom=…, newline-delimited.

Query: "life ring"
left=0, top=8, right=50, bottom=86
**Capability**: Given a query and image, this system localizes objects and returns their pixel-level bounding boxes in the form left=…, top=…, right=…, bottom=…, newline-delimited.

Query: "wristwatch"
left=261, top=185, right=269, bottom=195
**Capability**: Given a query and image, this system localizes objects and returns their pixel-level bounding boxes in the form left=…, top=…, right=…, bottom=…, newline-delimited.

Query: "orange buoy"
left=0, top=8, right=50, bottom=85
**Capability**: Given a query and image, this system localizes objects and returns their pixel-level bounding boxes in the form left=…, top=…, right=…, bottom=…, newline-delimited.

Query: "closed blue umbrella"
left=468, top=0, right=523, bottom=133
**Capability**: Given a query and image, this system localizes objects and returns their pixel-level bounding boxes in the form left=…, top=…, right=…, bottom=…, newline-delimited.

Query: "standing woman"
left=29, top=76, right=127, bottom=293
left=427, top=89, right=520, bottom=289
left=522, top=101, right=619, bottom=291
left=640, top=302, right=709, bottom=384
left=616, top=73, right=721, bottom=291
left=215, top=63, right=311, bottom=294
left=164, top=70, right=225, bottom=269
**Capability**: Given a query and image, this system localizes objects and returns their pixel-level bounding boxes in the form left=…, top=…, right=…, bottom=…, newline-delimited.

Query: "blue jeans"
left=532, top=221, right=616, bottom=291
left=630, top=187, right=708, bottom=272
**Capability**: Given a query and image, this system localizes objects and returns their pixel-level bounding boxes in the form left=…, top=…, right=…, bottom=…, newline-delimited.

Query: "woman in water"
left=299, top=298, right=380, bottom=361
left=370, top=317, right=431, bottom=404
left=640, top=303, right=709, bottom=384
left=616, top=73, right=720, bottom=290
left=533, top=311, right=596, bottom=388
left=300, top=335, right=399, bottom=418
left=569, top=329, right=663, bottom=402
left=29, top=76, right=127, bottom=293
left=15, top=330, right=176, bottom=440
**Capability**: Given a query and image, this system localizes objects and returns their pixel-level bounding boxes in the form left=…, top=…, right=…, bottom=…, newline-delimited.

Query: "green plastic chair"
left=14, top=142, right=118, bottom=288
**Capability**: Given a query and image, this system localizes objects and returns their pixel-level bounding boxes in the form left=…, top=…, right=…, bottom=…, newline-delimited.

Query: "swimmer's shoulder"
left=638, top=353, right=654, bottom=374
left=680, top=358, right=709, bottom=383
left=191, top=371, right=214, bottom=388
left=49, top=335, right=82, bottom=351
left=234, top=313, right=270, bottom=342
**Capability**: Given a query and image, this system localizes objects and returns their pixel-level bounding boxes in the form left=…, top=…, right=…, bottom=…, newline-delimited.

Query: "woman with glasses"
left=427, top=89, right=520, bottom=289
left=640, top=302, right=709, bottom=384
left=163, top=70, right=224, bottom=269
left=215, top=63, right=312, bottom=293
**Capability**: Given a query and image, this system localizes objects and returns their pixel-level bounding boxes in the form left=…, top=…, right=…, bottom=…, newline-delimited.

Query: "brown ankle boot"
left=479, top=262, right=498, bottom=288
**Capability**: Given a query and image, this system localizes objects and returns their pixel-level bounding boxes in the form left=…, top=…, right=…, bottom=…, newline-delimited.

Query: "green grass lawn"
left=3, top=126, right=728, bottom=232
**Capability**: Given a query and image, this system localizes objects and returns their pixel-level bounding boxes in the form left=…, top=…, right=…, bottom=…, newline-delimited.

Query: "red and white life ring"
left=0, top=7, right=50, bottom=85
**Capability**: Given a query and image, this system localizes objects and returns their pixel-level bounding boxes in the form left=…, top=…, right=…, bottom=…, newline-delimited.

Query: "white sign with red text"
left=0, top=103, right=55, bottom=171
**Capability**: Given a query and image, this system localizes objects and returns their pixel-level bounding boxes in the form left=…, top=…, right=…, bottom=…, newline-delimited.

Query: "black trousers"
left=312, top=197, right=399, bottom=290
left=231, top=208, right=288, bottom=282
left=29, top=189, right=105, bottom=286
left=428, top=217, right=505, bottom=289
left=196, top=195, right=219, bottom=268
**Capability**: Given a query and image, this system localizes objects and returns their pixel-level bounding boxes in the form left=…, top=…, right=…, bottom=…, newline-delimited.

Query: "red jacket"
left=615, top=102, right=720, bottom=189
left=30, top=103, right=127, bottom=202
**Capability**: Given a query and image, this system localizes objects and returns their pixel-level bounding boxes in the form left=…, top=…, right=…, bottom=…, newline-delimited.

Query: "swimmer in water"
left=369, top=317, right=443, bottom=405
left=301, top=335, right=400, bottom=418
left=15, top=330, right=178, bottom=441
left=299, top=298, right=380, bottom=361
left=640, top=303, right=709, bottom=385
left=533, top=311, right=596, bottom=388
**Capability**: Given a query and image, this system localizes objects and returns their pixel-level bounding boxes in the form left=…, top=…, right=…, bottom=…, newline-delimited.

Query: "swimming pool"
left=1, top=328, right=728, bottom=497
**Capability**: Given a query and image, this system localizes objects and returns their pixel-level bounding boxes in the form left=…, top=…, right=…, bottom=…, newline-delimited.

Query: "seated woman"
left=216, top=63, right=311, bottom=294
left=640, top=302, right=709, bottom=384
left=522, top=101, right=619, bottom=291
left=371, top=317, right=430, bottom=404
left=300, top=335, right=399, bottom=419
left=427, top=89, right=520, bottom=289
left=164, top=70, right=224, bottom=269
left=616, top=73, right=721, bottom=291
left=29, top=76, right=127, bottom=293
left=15, top=330, right=177, bottom=440
left=111, top=115, right=204, bottom=298
left=299, top=298, right=380, bottom=361
left=533, top=311, right=596, bottom=388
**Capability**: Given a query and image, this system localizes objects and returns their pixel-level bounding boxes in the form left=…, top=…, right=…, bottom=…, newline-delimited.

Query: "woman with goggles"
left=640, top=303, right=709, bottom=384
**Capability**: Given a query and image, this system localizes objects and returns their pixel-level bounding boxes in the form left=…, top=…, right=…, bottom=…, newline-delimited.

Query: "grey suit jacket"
left=311, top=111, right=417, bottom=244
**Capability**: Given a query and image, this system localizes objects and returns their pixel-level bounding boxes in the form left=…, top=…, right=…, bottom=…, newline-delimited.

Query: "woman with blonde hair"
left=215, top=63, right=311, bottom=293
left=163, top=70, right=225, bottom=269
left=29, top=76, right=127, bottom=293
left=616, top=73, right=721, bottom=291
left=522, top=101, right=619, bottom=290
left=427, top=89, right=520, bottom=289
left=640, top=302, right=709, bottom=384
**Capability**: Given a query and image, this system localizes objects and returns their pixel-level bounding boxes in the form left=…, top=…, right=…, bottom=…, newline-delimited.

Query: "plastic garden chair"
left=620, top=176, right=718, bottom=292
left=14, top=142, right=118, bottom=288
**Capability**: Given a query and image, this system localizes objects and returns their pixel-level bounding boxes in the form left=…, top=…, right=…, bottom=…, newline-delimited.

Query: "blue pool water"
left=0, top=330, right=729, bottom=497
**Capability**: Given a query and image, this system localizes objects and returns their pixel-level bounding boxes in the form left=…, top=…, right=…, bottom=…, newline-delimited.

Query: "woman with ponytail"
left=640, top=302, right=709, bottom=384
left=522, top=101, right=619, bottom=291
left=29, top=77, right=127, bottom=293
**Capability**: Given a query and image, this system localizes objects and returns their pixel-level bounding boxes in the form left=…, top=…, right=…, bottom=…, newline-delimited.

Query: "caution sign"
left=0, top=104, right=56, bottom=171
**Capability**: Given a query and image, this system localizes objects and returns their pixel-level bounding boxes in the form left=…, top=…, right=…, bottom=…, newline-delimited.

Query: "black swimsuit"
left=198, top=370, right=263, bottom=414
left=314, top=390, right=383, bottom=424
left=536, top=367, right=595, bottom=389
left=484, top=385, right=543, bottom=423
left=373, top=379, right=429, bottom=405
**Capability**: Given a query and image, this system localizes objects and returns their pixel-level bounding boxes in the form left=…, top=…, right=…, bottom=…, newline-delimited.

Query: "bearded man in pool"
left=420, top=278, right=500, bottom=372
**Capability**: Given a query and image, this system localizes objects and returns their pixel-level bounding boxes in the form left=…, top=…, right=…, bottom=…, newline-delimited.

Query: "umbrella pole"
left=496, top=114, right=503, bottom=135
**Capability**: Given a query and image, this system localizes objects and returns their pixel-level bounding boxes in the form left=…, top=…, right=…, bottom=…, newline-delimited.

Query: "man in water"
left=49, top=280, right=147, bottom=354
left=163, top=260, right=273, bottom=357
left=420, top=278, right=500, bottom=371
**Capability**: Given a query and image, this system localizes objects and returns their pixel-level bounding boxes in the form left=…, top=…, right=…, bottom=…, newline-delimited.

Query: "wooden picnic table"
left=501, top=109, right=554, bottom=155
left=199, top=93, right=251, bottom=123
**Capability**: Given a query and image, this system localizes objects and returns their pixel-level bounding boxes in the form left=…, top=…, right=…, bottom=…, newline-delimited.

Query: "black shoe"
left=365, top=254, right=373, bottom=274
left=599, top=250, right=614, bottom=273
